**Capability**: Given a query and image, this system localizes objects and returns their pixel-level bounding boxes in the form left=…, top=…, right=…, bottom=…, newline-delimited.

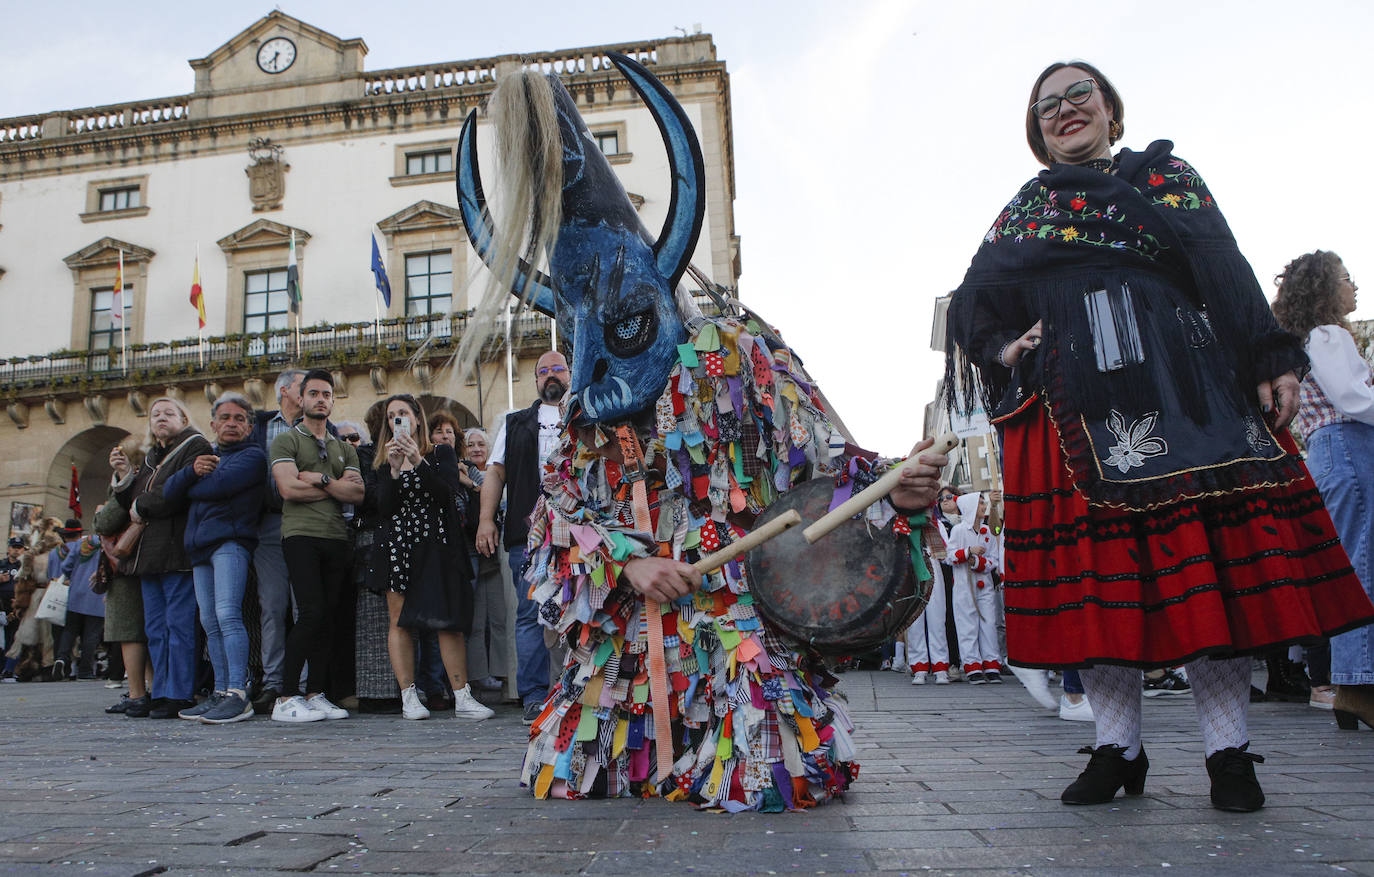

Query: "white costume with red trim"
left=946, top=493, right=1001, bottom=677
left=905, top=518, right=950, bottom=677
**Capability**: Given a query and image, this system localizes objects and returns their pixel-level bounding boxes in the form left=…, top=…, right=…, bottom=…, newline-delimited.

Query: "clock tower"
left=187, top=11, right=368, bottom=117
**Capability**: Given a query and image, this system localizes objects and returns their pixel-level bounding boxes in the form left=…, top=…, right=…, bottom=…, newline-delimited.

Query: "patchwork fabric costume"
left=518, top=314, right=890, bottom=809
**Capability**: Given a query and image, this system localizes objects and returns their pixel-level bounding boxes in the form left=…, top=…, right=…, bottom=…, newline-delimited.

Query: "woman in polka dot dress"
left=369, top=395, right=493, bottom=721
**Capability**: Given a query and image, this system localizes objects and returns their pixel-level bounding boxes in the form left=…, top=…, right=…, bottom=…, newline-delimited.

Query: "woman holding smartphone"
left=369, top=395, right=493, bottom=721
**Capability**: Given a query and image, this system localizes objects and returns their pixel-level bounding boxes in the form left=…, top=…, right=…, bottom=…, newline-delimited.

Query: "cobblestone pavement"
left=1, top=669, right=1371, bottom=876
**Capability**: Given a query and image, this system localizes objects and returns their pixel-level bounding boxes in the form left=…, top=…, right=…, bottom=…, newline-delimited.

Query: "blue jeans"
left=193, top=542, right=252, bottom=693
left=1062, top=669, right=1084, bottom=695
left=509, top=546, right=550, bottom=706
left=1307, top=422, right=1374, bottom=685
left=142, top=570, right=197, bottom=701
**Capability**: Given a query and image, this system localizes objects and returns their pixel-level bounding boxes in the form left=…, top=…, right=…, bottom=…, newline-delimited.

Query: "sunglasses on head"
left=1031, top=79, right=1096, bottom=120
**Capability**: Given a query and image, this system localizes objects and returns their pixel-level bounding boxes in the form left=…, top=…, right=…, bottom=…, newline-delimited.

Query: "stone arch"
left=43, top=425, right=133, bottom=528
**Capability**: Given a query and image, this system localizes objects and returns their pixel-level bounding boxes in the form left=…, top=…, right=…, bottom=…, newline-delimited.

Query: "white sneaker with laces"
left=305, top=693, right=349, bottom=720
left=272, top=695, right=326, bottom=723
left=1010, top=665, right=1058, bottom=710
left=910, top=671, right=927, bottom=686
left=453, top=684, right=494, bottom=721
left=933, top=670, right=950, bottom=685
left=1058, top=694, right=1095, bottom=722
left=401, top=684, right=430, bottom=720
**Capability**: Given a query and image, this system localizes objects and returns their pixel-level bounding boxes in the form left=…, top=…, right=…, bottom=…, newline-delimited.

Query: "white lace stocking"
left=1185, top=656, right=1251, bottom=756
left=1079, top=664, right=1143, bottom=759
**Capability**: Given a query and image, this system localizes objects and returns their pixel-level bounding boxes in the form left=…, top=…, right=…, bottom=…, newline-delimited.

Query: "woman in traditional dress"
left=1272, top=251, right=1374, bottom=729
left=945, top=61, right=1374, bottom=812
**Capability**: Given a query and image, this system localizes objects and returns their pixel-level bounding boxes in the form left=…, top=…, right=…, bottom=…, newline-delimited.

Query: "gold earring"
left=1109, top=120, right=1123, bottom=140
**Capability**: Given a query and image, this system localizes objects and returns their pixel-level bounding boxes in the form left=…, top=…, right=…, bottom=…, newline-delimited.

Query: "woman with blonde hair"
left=113, top=396, right=211, bottom=719
left=369, top=394, right=492, bottom=720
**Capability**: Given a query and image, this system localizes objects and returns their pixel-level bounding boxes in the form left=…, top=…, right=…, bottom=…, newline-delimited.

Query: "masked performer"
left=944, top=60, right=1374, bottom=813
left=455, top=56, right=941, bottom=810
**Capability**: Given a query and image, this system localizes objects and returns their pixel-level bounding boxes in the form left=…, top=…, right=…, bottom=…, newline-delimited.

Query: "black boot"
left=1265, top=656, right=1310, bottom=703
left=1061, top=744, right=1149, bottom=805
left=1205, top=743, right=1265, bottom=812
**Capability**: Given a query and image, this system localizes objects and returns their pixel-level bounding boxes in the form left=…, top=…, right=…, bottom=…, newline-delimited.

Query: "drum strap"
left=897, top=512, right=933, bottom=584
left=614, top=425, right=675, bottom=786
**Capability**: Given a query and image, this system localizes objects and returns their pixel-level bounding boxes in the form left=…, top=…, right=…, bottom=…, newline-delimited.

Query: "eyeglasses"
left=314, top=437, right=329, bottom=461
left=1031, top=79, right=1096, bottom=120
left=537, top=365, right=568, bottom=377
left=939, top=494, right=959, bottom=502
left=340, top=434, right=362, bottom=443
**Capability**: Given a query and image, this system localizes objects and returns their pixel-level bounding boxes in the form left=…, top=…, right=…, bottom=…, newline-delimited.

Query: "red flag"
left=68, top=463, right=81, bottom=519
left=189, top=256, right=206, bottom=329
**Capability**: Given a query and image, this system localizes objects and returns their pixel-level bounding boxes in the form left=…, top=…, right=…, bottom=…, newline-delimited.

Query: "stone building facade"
left=0, top=12, right=739, bottom=530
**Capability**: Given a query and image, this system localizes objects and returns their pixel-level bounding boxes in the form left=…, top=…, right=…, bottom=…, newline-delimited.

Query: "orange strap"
left=615, top=425, right=674, bottom=785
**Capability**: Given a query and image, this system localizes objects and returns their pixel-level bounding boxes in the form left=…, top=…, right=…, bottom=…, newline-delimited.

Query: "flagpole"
left=504, top=298, right=514, bottom=412
left=117, top=248, right=127, bottom=377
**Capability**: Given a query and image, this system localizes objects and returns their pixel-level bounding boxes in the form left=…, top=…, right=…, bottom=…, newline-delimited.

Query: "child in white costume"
left=947, top=492, right=1002, bottom=683
left=906, top=489, right=959, bottom=684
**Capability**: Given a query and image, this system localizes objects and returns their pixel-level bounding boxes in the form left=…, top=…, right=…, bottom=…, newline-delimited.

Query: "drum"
left=746, top=477, right=931, bottom=655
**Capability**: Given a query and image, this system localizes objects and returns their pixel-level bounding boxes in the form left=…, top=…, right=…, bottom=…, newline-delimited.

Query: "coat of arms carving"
left=246, top=137, right=288, bottom=212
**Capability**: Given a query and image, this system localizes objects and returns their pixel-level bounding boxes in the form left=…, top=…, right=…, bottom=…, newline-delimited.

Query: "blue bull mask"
left=456, top=53, right=705, bottom=424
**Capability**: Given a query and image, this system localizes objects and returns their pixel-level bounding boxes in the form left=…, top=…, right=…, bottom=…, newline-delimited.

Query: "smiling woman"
left=944, top=58, right=1374, bottom=815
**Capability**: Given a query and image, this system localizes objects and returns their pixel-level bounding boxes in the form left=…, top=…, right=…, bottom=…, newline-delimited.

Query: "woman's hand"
left=621, top=556, right=698, bottom=603
left=1258, top=371, right=1301, bottom=430
left=395, top=432, right=422, bottom=466
left=385, top=439, right=407, bottom=476
left=109, top=446, right=131, bottom=479
left=1000, top=320, right=1044, bottom=368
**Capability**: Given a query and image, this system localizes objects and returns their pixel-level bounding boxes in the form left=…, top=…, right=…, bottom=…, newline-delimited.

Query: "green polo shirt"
left=270, top=424, right=360, bottom=541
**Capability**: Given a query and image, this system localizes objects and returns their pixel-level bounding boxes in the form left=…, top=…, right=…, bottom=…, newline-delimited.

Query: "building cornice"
left=63, top=237, right=155, bottom=270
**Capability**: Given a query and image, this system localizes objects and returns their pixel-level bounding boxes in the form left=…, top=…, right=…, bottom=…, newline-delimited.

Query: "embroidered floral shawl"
left=946, top=140, right=1308, bottom=510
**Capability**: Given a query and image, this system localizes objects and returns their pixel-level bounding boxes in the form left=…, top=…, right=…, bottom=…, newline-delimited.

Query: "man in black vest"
left=477, top=350, right=568, bottom=724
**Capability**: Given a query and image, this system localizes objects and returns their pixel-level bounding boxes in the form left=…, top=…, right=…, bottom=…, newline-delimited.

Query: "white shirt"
left=1307, top=325, right=1374, bottom=427
left=488, top=403, right=562, bottom=468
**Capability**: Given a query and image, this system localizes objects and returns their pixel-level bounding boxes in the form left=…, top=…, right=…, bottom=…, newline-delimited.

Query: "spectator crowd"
left=1, top=367, right=525, bottom=725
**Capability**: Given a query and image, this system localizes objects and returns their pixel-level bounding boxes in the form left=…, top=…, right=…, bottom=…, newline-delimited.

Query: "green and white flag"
left=287, top=231, right=301, bottom=315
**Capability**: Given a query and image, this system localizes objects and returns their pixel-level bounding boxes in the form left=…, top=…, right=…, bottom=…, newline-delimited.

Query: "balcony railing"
left=361, top=41, right=660, bottom=97
left=0, top=310, right=555, bottom=394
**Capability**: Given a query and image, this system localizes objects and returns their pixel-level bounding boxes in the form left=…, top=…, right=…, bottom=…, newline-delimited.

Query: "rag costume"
left=945, top=493, right=1002, bottom=678
left=456, top=54, right=928, bottom=810
left=946, top=140, right=1374, bottom=670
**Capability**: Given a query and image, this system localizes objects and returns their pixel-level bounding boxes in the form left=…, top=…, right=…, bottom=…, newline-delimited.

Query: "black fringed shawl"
left=945, top=140, right=1308, bottom=510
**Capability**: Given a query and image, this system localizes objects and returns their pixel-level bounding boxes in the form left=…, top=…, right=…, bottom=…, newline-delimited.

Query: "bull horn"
left=607, top=52, right=705, bottom=290
left=455, top=109, right=557, bottom=316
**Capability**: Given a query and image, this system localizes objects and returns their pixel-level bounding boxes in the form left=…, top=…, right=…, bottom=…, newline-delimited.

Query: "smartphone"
left=393, top=415, right=411, bottom=439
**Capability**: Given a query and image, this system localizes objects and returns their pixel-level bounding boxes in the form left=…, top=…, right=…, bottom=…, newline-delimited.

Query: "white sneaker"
left=910, top=671, right=928, bottom=686
left=272, top=695, right=326, bottom=723
left=305, top=693, right=349, bottom=720
left=933, top=671, right=950, bottom=685
left=401, top=684, right=430, bottom=720
left=1059, top=694, right=1095, bottom=722
left=1010, top=665, right=1058, bottom=710
left=452, top=684, right=494, bottom=721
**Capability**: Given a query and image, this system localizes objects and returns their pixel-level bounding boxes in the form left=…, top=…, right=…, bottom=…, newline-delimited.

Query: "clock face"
left=257, top=37, right=297, bottom=74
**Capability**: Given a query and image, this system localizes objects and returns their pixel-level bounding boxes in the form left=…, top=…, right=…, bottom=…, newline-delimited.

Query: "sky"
left=3, top=0, right=1372, bottom=454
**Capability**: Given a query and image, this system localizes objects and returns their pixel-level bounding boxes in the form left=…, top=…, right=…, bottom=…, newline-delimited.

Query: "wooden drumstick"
left=802, top=432, right=960, bottom=544
left=691, top=509, right=802, bottom=575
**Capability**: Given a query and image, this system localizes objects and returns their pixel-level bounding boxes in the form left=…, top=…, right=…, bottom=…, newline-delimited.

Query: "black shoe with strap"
left=1206, top=743, right=1265, bottom=812
left=1061, top=744, right=1149, bottom=805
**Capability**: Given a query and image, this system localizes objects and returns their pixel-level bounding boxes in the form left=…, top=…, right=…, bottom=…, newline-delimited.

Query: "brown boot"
left=1333, top=684, right=1374, bottom=730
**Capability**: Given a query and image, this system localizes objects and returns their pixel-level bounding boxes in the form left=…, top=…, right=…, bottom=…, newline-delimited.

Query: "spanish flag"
left=189, top=256, right=206, bottom=329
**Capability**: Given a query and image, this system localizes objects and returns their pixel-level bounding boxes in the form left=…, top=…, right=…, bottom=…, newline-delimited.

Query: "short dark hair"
left=1025, top=60, right=1125, bottom=167
left=301, top=368, right=334, bottom=391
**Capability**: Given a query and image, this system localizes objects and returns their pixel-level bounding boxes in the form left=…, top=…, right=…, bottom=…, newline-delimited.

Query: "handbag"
left=109, top=521, right=146, bottom=560
left=91, top=552, right=114, bottom=596
left=35, top=577, right=69, bottom=624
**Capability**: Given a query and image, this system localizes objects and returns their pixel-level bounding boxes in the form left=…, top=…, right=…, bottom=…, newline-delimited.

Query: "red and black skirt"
left=1002, top=401, right=1374, bottom=670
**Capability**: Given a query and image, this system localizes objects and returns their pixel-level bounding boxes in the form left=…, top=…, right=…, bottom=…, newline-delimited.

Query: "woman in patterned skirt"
left=945, top=60, right=1374, bottom=812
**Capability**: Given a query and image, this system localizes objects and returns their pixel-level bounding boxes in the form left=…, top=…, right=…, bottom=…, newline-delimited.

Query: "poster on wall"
left=9, top=502, right=42, bottom=543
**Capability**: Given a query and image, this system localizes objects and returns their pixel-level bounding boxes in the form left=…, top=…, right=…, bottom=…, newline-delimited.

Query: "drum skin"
left=746, top=477, right=931, bottom=655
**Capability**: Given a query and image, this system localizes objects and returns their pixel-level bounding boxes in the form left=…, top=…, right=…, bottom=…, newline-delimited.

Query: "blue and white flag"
left=371, top=234, right=392, bottom=308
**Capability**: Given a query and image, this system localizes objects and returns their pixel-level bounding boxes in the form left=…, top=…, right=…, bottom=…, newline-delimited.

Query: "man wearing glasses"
left=476, top=350, right=569, bottom=725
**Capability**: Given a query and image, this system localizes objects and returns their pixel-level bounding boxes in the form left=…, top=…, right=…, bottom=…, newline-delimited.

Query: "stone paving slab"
left=1, top=669, right=1370, bottom=875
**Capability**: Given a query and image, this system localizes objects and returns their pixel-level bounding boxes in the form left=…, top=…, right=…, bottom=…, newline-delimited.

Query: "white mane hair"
left=452, top=69, right=565, bottom=382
